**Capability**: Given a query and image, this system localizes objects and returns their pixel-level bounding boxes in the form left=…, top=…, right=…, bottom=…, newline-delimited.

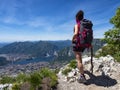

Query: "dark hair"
left=76, top=10, right=84, bottom=21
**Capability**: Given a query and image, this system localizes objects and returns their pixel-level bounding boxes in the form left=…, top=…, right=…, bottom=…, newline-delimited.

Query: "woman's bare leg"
left=75, top=52, right=84, bottom=74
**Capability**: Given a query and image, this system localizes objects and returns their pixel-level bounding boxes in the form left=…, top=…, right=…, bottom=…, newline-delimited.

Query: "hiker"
left=72, top=10, right=93, bottom=83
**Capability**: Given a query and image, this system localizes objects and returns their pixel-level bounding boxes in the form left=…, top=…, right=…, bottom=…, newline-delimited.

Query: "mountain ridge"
left=0, top=39, right=105, bottom=65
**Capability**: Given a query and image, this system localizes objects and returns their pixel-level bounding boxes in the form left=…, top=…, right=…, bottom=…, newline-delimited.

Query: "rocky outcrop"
left=57, top=55, right=120, bottom=90
left=0, top=84, right=12, bottom=90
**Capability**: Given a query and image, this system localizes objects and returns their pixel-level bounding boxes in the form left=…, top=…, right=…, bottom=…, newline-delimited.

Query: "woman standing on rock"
left=72, top=10, right=87, bottom=83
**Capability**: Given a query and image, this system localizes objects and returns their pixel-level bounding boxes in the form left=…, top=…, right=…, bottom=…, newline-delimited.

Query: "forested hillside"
left=0, top=39, right=105, bottom=66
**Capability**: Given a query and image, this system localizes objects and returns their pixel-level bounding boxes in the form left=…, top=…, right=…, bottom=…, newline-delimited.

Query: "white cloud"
left=0, top=31, right=72, bottom=42
left=93, top=25, right=113, bottom=38
left=92, top=19, right=109, bottom=26
left=0, top=0, right=119, bottom=42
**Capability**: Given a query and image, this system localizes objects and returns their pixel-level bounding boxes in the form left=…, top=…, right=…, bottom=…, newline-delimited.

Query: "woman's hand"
left=72, top=34, right=77, bottom=43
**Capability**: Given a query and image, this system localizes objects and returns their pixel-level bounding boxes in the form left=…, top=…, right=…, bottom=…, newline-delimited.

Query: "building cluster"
left=0, top=61, right=49, bottom=76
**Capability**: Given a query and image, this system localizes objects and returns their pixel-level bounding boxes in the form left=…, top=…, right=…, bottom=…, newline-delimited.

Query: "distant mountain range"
left=0, top=43, right=9, bottom=48
left=0, top=39, right=105, bottom=65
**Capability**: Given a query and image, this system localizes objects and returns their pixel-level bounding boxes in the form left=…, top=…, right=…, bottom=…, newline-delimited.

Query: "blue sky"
left=0, top=0, right=120, bottom=42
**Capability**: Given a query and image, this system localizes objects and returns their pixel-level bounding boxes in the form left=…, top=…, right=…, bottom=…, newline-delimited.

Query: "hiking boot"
left=77, top=74, right=87, bottom=83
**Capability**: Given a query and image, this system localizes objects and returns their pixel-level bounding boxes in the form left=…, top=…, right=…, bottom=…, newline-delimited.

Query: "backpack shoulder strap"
left=77, top=21, right=82, bottom=34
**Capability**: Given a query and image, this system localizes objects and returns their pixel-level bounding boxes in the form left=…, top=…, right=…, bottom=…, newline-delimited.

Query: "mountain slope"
left=0, top=41, right=58, bottom=57
left=0, top=39, right=105, bottom=64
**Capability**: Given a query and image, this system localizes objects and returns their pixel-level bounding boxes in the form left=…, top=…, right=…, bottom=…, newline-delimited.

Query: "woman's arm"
left=74, top=24, right=78, bottom=35
left=72, top=25, right=78, bottom=42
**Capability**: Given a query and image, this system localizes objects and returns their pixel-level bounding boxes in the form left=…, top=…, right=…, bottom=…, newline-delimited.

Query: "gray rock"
left=57, top=55, right=120, bottom=90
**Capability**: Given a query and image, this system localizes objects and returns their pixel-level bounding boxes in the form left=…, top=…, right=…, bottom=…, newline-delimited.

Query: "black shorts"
left=73, top=46, right=85, bottom=52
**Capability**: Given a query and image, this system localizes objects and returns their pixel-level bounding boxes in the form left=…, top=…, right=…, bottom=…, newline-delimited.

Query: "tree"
left=102, top=7, right=120, bottom=61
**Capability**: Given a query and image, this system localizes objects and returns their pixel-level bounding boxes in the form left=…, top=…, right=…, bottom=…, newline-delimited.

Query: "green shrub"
left=12, top=83, right=21, bottom=90
left=0, top=68, right=58, bottom=90
left=16, top=73, right=29, bottom=83
left=114, top=51, right=120, bottom=62
left=0, top=76, right=15, bottom=84
left=40, top=68, right=52, bottom=78
left=54, top=69, right=60, bottom=74
left=40, top=68, right=58, bottom=87
left=68, top=60, right=77, bottom=69
left=28, top=68, right=58, bottom=89
left=29, top=72, right=42, bottom=89
left=49, top=71, right=58, bottom=87
left=62, top=68, right=72, bottom=75
left=95, top=44, right=120, bottom=62
left=102, top=7, right=120, bottom=62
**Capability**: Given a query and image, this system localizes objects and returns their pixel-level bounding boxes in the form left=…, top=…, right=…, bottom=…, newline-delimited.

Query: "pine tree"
left=103, top=7, right=120, bottom=61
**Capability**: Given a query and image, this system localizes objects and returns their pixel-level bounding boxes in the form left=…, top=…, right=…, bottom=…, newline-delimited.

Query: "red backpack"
left=76, top=19, right=93, bottom=48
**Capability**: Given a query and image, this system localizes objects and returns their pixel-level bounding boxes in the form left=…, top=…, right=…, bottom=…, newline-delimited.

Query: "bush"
left=114, top=51, right=120, bottom=62
left=54, top=69, right=60, bottom=74
left=102, top=7, right=120, bottom=62
left=12, top=83, right=21, bottom=90
left=96, top=45, right=112, bottom=57
left=40, top=68, right=52, bottom=78
left=29, top=72, right=42, bottom=89
left=0, top=68, right=58, bottom=90
left=40, top=68, right=58, bottom=87
left=95, top=44, right=120, bottom=62
left=0, top=76, right=15, bottom=84
left=62, top=68, right=72, bottom=75
left=68, top=60, right=77, bottom=69
left=62, top=60, right=77, bottom=76
left=28, top=68, right=58, bottom=89
left=16, top=73, right=29, bottom=83
left=49, top=71, right=58, bottom=87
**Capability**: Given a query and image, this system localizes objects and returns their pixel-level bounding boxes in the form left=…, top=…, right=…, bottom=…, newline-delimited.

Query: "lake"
left=12, top=56, right=54, bottom=65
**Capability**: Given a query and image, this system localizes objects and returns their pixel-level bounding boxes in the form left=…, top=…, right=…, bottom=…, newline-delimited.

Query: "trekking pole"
left=90, top=46, right=93, bottom=73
